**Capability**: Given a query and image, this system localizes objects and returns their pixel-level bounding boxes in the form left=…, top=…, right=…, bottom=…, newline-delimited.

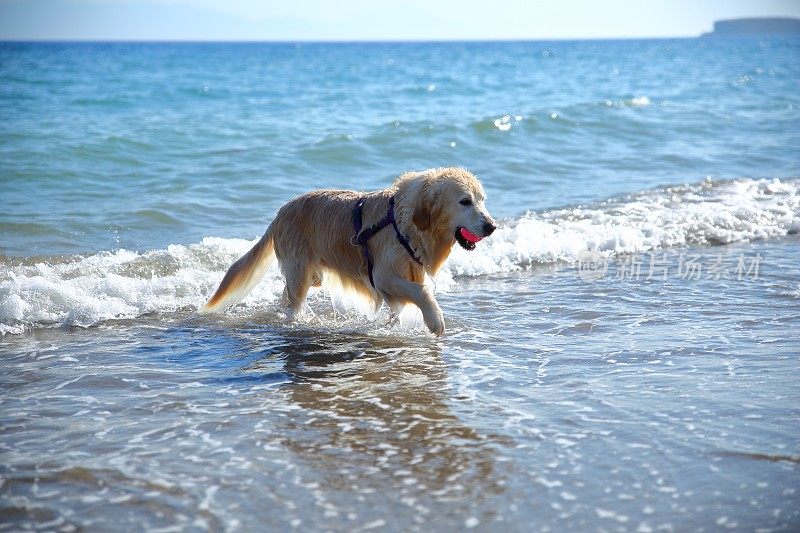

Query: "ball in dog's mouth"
left=455, top=227, right=483, bottom=251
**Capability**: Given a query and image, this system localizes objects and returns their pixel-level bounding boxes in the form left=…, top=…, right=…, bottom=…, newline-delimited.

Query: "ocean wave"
left=468, top=96, right=662, bottom=132
left=441, top=177, right=799, bottom=279
left=1, top=177, right=797, bottom=334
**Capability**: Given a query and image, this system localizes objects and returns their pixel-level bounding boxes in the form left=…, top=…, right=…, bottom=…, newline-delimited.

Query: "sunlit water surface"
left=1, top=38, right=799, bottom=530
left=3, top=239, right=798, bottom=530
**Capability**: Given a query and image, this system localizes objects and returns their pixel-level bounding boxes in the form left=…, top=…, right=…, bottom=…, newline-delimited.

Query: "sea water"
left=1, top=39, right=798, bottom=530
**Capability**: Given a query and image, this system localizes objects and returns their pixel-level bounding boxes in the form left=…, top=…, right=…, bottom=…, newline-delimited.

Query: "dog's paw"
left=424, top=309, right=445, bottom=337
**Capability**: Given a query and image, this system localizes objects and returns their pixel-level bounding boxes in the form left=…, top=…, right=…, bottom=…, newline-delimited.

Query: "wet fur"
left=202, top=167, right=494, bottom=335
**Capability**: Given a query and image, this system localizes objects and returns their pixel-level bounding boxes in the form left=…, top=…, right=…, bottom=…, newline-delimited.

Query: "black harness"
left=351, top=196, right=422, bottom=288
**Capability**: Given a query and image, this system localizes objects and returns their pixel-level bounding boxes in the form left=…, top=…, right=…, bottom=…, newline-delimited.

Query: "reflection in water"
left=1, top=323, right=507, bottom=530
left=248, top=332, right=508, bottom=525
left=3, top=242, right=800, bottom=532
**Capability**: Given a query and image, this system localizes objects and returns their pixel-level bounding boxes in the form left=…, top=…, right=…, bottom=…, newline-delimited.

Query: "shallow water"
left=2, top=238, right=799, bottom=530
left=1, top=38, right=799, bottom=530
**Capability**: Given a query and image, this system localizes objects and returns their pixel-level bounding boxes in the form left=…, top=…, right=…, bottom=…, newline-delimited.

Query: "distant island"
left=701, top=17, right=800, bottom=37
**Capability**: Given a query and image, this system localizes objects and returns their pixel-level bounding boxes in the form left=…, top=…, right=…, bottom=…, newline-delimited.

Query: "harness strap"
left=387, top=197, right=423, bottom=266
left=351, top=196, right=422, bottom=288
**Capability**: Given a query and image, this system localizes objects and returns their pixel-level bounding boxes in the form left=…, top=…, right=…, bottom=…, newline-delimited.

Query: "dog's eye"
left=459, top=198, right=473, bottom=206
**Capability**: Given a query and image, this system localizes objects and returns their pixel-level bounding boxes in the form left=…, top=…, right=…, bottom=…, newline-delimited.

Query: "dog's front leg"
left=374, top=274, right=445, bottom=336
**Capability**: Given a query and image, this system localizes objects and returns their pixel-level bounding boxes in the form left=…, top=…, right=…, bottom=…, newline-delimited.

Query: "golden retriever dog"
left=202, top=167, right=496, bottom=335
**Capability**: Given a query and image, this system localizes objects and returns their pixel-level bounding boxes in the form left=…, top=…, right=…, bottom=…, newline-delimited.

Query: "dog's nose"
left=483, top=222, right=496, bottom=236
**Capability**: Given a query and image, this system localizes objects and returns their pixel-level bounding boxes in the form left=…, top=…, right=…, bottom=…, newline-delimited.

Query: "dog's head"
left=396, top=167, right=496, bottom=251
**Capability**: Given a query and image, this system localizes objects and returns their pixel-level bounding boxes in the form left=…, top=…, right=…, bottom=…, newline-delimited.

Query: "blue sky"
left=1, top=0, right=799, bottom=41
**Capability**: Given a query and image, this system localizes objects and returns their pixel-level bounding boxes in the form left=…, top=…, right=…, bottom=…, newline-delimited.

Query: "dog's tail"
left=201, top=226, right=275, bottom=313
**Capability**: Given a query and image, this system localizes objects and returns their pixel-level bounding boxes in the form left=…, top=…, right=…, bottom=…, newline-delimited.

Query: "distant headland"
left=701, top=17, right=800, bottom=37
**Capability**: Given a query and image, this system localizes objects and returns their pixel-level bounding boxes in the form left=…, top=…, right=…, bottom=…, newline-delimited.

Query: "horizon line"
left=0, top=35, right=717, bottom=45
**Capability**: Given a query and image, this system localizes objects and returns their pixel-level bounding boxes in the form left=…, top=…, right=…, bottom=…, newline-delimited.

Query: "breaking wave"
left=1, top=177, right=798, bottom=334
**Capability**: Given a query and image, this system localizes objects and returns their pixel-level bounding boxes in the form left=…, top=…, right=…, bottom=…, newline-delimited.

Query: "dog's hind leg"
left=280, top=260, right=316, bottom=319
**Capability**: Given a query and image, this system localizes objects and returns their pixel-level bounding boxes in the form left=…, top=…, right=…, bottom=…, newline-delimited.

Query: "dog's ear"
left=412, top=204, right=431, bottom=231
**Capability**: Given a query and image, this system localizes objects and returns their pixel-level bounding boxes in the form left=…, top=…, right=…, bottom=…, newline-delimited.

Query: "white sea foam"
left=443, top=177, right=799, bottom=279
left=493, top=115, right=513, bottom=131
left=628, top=95, right=651, bottom=107
left=1, top=178, right=797, bottom=334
